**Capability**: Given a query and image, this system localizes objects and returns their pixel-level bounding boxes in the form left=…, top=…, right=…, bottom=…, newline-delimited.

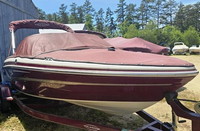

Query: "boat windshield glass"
left=174, top=42, right=184, bottom=45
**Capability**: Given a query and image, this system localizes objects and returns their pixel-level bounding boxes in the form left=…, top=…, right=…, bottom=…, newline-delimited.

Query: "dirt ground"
left=145, top=55, right=200, bottom=131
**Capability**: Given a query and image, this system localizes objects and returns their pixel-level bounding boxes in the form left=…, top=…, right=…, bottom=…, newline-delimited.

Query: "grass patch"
left=0, top=98, right=147, bottom=131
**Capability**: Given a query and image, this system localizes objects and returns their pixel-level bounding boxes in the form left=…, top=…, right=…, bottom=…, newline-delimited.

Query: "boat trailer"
left=0, top=84, right=200, bottom=131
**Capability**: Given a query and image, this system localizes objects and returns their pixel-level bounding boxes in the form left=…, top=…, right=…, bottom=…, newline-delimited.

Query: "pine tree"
left=83, top=0, right=95, bottom=21
left=162, top=0, right=178, bottom=25
left=85, top=14, right=94, bottom=30
left=105, top=8, right=116, bottom=37
left=46, top=14, right=53, bottom=21
left=115, top=0, right=127, bottom=24
left=118, top=21, right=129, bottom=36
left=37, top=8, right=46, bottom=20
left=105, top=8, right=113, bottom=27
left=69, top=3, right=78, bottom=23
left=174, top=3, right=200, bottom=32
left=174, top=3, right=185, bottom=31
left=125, top=4, right=137, bottom=26
left=52, top=13, right=59, bottom=22
left=193, top=2, right=200, bottom=32
left=95, top=8, right=104, bottom=32
left=77, top=6, right=84, bottom=23
left=58, top=4, right=69, bottom=23
left=138, top=0, right=154, bottom=29
left=152, top=0, right=166, bottom=28
left=187, top=3, right=200, bottom=31
left=138, top=1, right=146, bottom=29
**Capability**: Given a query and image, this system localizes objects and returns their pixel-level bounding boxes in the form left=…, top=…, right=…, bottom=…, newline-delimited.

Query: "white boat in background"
left=189, top=45, right=200, bottom=54
left=172, top=42, right=189, bottom=55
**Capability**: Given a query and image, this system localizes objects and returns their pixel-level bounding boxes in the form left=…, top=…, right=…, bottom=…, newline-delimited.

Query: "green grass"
left=0, top=100, right=147, bottom=131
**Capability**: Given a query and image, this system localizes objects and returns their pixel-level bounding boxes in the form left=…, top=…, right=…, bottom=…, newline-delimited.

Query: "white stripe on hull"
left=4, top=58, right=198, bottom=77
left=5, top=57, right=195, bottom=71
left=19, top=91, right=157, bottom=115
left=66, top=99, right=157, bottom=115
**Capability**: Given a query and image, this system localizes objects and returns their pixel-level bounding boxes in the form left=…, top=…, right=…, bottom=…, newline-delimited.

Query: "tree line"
left=38, top=0, right=200, bottom=47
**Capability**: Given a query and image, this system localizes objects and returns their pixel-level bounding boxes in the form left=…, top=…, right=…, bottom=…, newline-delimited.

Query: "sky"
left=32, top=0, right=199, bottom=14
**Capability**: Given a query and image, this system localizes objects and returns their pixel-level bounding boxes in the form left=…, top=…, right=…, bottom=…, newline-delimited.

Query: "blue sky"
left=32, top=0, right=199, bottom=14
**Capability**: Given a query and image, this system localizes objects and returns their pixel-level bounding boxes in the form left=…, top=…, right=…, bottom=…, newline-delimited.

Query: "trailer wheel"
left=0, top=87, right=11, bottom=113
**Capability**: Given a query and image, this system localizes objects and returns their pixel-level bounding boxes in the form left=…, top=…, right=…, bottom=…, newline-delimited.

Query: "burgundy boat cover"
left=104, top=37, right=127, bottom=45
left=9, top=19, right=74, bottom=33
left=14, top=33, right=111, bottom=57
left=105, top=37, right=168, bottom=54
left=9, top=19, right=193, bottom=67
left=13, top=31, right=194, bottom=67
left=75, top=30, right=107, bottom=38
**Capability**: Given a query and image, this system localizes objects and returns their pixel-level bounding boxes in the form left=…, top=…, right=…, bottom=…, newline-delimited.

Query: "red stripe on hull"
left=11, top=69, right=194, bottom=102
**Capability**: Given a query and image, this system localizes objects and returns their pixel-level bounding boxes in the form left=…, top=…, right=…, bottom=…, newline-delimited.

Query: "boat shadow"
left=176, top=86, right=187, bottom=93
left=6, top=98, right=147, bottom=131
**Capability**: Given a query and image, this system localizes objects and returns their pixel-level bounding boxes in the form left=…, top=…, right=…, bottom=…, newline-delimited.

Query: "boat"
left=2, top=19, right=199, bottom=115
left=172, top=42, right=189, bottom=55
left=189, top=45, right=200, bottom=54
left=105, top=37, right=169, bottom=55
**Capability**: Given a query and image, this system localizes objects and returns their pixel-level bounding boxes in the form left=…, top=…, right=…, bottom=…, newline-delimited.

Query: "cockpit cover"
left=105, top=37, right=168, bottom=54
left=15, top=33, right=111, bottom=57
